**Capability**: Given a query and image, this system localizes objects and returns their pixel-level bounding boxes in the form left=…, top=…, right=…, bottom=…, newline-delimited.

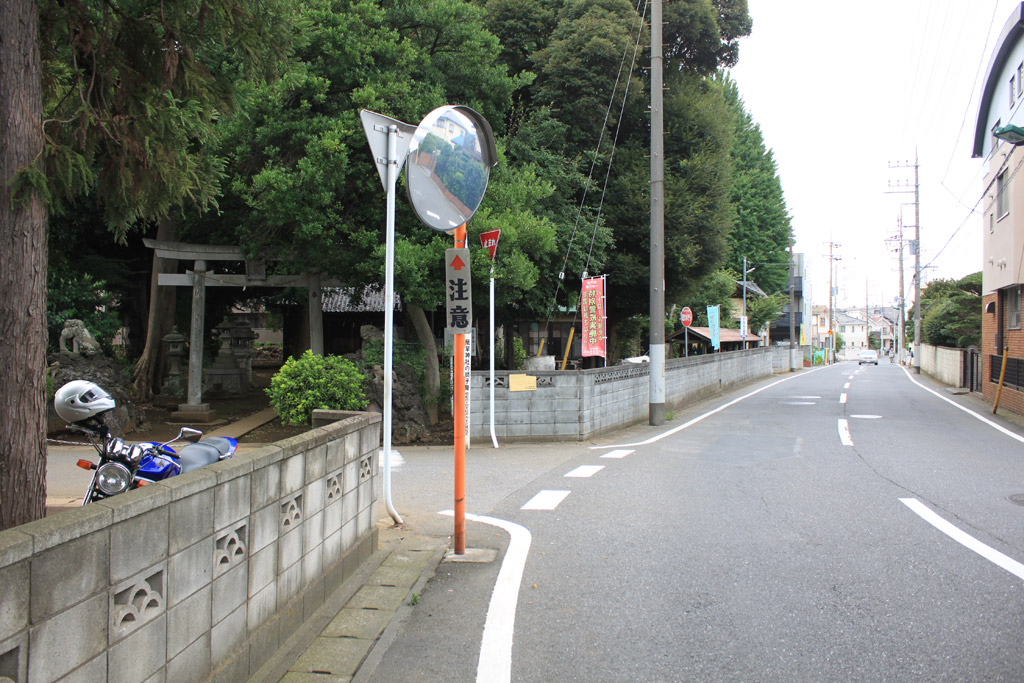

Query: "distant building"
left=972, top=3, right=1024, bottom=414
left=770, top=253, right=811, bottom=346
left=834, top=311, right=869, bottom=359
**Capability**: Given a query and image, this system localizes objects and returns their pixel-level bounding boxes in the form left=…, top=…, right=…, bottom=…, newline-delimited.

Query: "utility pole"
left=826, top=241, right=841, bottom=363
left=887, top=215, right=907, bottom=364
left=887, top=151, right=921, bottom=373
left=648, top=0, right=665, bottom=426
left=788, top=243, right=796, bottom=371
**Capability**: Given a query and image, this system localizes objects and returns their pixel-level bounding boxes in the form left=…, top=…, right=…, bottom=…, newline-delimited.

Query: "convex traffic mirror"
left=407, top=105, right=497, bottom=232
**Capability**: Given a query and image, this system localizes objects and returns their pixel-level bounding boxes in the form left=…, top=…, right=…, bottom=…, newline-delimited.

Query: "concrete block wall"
left=0, top=411, right=380, bottom=683
left=920, top=343, right=966, bottom=388
left=470, top=348, right=779, bottom=441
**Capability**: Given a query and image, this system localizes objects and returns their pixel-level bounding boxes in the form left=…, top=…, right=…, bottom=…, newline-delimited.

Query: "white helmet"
left=54, top=380, right=116, bottom=423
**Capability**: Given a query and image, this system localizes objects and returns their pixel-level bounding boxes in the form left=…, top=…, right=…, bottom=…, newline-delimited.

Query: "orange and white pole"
left=453, top=224, right=467, bottom=554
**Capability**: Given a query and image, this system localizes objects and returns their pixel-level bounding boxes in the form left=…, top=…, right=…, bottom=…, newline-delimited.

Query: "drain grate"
left=1008, top=494, right=1024, bottom=507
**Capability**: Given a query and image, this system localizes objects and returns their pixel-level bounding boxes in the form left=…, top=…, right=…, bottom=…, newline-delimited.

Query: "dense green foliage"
left=267, top=350, right=367, bottom=425
left=38, top=0, right=772, bottom=362
left=38, top=0, right=296, bottom=235
left=684, top=269, right=736, bottom=327
left=722, top=77, right=793, bottom=294
left=911, top=272, right=982, bottom=349
left=46, top=269, right=122, bottom=353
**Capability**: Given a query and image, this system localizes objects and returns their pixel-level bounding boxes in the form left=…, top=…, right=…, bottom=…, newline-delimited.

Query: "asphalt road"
left=368, top=362, right=1024, bottom=682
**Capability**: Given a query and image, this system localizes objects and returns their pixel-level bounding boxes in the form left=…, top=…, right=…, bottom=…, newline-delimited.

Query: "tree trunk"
left=406, top=304, right=439, bottom=424
left=132, top=217, right=179, bottom=399
left=0, top=0, right=48, bottom=529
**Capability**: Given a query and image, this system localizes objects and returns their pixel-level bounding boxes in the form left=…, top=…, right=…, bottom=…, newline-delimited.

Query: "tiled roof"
left=321, top=285, right=401, bottom=313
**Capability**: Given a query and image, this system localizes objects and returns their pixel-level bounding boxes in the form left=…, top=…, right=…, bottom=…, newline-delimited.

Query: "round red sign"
left=680, top=306, right=693, bottom=327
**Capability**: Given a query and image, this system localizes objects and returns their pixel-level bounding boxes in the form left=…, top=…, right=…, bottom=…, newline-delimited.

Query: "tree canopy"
left=914, top=272, right=982, bottom=349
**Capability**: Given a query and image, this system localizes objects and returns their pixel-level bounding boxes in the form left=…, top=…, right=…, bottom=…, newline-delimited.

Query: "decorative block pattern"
left=215, top=524, right=247, bottom=576
left=111, top=569, right=165, bottom=638
left=281, top=495, right=303, bottom=530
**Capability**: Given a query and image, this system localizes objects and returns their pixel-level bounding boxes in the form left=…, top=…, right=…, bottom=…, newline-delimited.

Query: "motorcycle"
left=54, top=380, right=237, bottom=503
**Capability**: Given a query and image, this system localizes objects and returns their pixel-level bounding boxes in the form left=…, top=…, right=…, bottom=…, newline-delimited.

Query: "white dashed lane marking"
left=838, top=419, right=853, bottom=446
left=564, top=465, right=604, bottom=478
left=521, top=490, right=571, bottom=510
left=600, top=449, right=634, bottom=459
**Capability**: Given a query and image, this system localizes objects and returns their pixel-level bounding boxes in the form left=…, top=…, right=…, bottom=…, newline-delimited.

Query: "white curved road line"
left=591, top=365, right=829, bottom=450
left=900, top=367, right=1024, bottom=444
left=438, top=511, right=533, bottom=683
left=900, top=498, right=1024, bottom=581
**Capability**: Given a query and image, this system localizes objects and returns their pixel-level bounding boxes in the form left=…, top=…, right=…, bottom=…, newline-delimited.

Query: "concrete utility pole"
left=888, top=215, right=907, bottom=363
left=648, top=0, right=665, bottom=426
left=912, top=150, right=922, bottom=374
left=788, top=242, right=796, bottom=371
left=826, top=241, right=841, bottom=363
left=899, top=218, right=906, bottom=363
left=887, top=152, right=921, bottom=372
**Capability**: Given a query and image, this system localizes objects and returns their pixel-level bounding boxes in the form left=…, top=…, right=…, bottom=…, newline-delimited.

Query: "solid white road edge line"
left=591, top=365, right=829, bottom=449
left=899, top=498, right=1024, bottom=581
left=838, top=418, right=853, bottom=446
left=900, top=367, right=1024, bottom=444
left=439, top=510, right=532, bottom=683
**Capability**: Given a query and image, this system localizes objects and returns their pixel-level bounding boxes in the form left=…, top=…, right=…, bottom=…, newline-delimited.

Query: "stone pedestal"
left=171, top=402, right=217, bottom=423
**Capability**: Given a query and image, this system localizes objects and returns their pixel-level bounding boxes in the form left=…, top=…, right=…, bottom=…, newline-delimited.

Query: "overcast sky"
left=728, top=0, right=1018, bottom=311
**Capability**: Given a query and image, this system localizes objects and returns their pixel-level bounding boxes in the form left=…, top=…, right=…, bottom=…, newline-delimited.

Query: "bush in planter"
left=267, top=350, right=368, bottom=425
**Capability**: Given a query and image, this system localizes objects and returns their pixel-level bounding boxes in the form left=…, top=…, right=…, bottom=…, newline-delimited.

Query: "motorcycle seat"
left=177, top=438, right=234, bottom=472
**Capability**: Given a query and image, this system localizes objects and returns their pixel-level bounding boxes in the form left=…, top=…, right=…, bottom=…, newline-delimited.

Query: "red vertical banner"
left=581, top=276, right=606, bottom=357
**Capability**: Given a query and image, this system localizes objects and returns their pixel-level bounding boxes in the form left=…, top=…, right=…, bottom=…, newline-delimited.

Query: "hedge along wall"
left=470, top=347, right=789, bottom=441
left=0, top=411, right=380, bottom=683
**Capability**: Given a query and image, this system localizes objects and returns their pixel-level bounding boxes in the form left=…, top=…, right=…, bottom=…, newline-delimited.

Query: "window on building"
left=997, top=170, right=1009, bottom=218
left=1009, top=285, right=1022, bottom=330
left=1019, top=63, right=1023, bottom=96
left=993, top=119, right=1003, bottom=152
left=1012, top=76, right=1017, bottom=107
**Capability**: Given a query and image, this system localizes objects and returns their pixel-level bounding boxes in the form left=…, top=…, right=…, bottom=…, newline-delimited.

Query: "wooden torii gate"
left=144, top=239, right=333, bottom=422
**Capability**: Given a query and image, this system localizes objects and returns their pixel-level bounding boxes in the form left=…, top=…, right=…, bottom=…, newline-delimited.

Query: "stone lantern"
left=160, top=327, right=187, bottom=398
left=226, top=315, right=258, bottom=389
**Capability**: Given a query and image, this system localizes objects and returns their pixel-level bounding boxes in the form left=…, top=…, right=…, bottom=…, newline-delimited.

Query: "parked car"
left=858, top=350, right=879, bottom=365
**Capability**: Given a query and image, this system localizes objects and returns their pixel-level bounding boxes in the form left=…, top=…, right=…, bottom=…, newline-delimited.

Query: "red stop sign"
left=680, top=306, right=693, bottom=327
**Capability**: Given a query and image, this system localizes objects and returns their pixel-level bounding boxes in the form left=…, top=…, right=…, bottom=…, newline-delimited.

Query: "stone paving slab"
left=321, top=608, right=392, bottom=639
left=345, top=584, right=410, bottom=612
left=290, top=636, right=372, bottom=678
left=255, top=529, right=448, bottom=683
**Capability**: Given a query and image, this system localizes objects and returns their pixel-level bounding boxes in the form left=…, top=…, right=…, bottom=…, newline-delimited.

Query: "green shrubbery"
left=267, top=350, right=368, bottom=425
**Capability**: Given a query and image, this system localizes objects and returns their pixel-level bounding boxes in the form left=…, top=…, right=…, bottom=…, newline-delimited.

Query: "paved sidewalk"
left=248, top=527, right=449, bottom=683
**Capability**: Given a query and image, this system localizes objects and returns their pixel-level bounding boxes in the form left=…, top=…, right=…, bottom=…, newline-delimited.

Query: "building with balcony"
left=972, top=2, right=1024, bottom=415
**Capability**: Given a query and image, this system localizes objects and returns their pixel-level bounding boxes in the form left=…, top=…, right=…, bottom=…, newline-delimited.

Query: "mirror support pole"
left=382, top=125, right=403, bottom=526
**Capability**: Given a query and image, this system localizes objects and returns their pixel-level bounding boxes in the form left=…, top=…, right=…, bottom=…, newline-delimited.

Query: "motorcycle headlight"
left=95, top=462, right=132, bottom=495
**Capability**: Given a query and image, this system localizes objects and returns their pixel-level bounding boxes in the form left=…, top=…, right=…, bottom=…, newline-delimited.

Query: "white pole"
left=382, top=125, right=403, bottom=525
left=489, top=269, right=498, bottom=448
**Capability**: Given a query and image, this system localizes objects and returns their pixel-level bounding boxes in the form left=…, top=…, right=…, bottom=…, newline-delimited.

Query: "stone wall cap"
left=0, top=528, right=33, bottom=569
left=95, top=482, right=172, bottom=523
left=14, top=503, right=111, bottom=553
left=209, top=452, right=255, bottom=483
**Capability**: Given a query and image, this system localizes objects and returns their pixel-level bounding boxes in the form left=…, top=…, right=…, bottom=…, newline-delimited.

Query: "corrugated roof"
left=667, top=326, right=761, bottom=343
